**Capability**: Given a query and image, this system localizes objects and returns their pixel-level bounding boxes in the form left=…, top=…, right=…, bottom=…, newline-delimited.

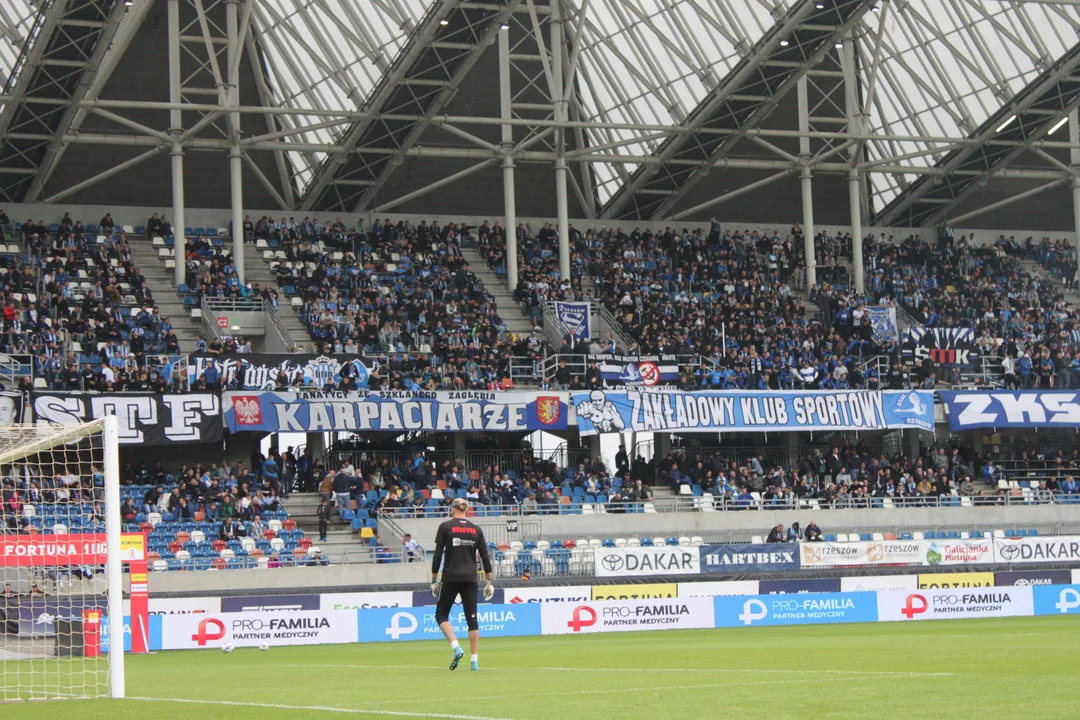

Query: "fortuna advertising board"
left=877, top=587, right=1034, bottom=622
left=161, top=610, right=358, bottom=649
left=593, top=547, right=701, bottom=578
left=541, top=597, right=715, bottom=635
left=993, top=536, right=1080, bottom=564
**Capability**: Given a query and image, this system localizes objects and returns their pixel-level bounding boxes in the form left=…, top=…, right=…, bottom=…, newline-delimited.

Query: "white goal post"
left=0, top=415, right=124, bottom=701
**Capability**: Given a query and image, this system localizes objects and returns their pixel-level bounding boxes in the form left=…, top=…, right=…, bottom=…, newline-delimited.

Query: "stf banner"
left=189, top=353, right=370, bottom=390
left=554, top=301, right=591, bottom=340
left=572, top=389, right=935, bottom=436
left=939, top=391, right=1080, bottom=431
left=31, top=392, right=223, bottom=445
left=590, top=354, right=679, bottom=387
left=902, top=328, right=981, bottom=368
left=223, top=390, right=569, bottom=433
left=862, top=306, right=899, bottom=345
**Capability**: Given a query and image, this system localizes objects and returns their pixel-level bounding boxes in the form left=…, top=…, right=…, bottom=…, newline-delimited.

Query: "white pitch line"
left=262, top=663, right=953, bottom=678
left=351, top=676, right=876, bottom=707
left=127, top=697, right=514, bottom=720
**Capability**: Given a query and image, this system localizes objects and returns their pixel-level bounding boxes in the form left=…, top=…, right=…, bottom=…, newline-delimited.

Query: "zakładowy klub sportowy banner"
left=222, top=390, right=569, bottom=433
left=31, top=392, right=222, bottom=445
left=572, top=389, right=934, bottom=436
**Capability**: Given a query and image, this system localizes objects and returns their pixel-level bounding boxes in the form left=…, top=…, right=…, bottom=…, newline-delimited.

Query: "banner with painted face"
left=223, top=390, right=569, bottom=433
left=572, top=389, right=935, bottom=436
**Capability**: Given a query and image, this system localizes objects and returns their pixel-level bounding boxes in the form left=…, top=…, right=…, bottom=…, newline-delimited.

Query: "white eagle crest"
left=233, top=397, right=262, bottom=425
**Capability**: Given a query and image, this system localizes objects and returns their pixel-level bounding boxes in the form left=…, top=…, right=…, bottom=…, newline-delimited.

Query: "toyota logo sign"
left=999, top=544, right=1021, bottom=561
left=601, top=554, right=624, bottom=571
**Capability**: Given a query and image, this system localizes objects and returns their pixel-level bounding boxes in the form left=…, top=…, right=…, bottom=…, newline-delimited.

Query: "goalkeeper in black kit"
left=431, top=498, right=494, bottom=671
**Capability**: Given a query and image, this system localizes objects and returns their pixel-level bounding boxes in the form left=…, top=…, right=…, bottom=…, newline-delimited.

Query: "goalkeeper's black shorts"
left=435, top=580, right=478, bottom=630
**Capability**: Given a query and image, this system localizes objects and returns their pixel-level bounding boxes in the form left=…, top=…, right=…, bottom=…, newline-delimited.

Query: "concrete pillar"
left=843, top=37, right=864, bottom=295
left=1071, top=110, right=1080, bottom=287
left=551, top=0, right=571, bottom=281
left=168, top=0, right=186, bottom=288
left=797, top=76, right=816, bottom=288
left=499, top=27, right=518, bottom=292
left=226, top=0, right=245, bottom=284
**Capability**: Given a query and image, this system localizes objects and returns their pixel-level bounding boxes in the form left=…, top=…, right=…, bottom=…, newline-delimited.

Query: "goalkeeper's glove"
left=431, top=579, right=440, bottom=598
left=483, top=581, right=495, bottom=601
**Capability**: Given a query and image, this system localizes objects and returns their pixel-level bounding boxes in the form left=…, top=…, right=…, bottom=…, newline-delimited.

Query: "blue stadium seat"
left=1027, top=528, right=1039, bottom=536
left=601, top=539, right=616, bottom=548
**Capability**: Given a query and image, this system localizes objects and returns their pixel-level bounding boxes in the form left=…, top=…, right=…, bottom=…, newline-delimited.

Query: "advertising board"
left=714, top=592, right=878, bottom=627
left=839, top=575, right=918, bottom=592
left=877, top=587, right=1033, bottom=622
left=591, top=583, right=677, bottom=600
left=593, top=547, right=700, bottom=578
left=358, top=604, right=540, bottom=643
left=541, top=597, right=715, bottom=635
left=161, top=610, right=358, bottom=649
left=993, top=536, right=1080, bottom=565
left=918, top=572, right=994, bottom=589
left=699, top=544, right=799, bottom=573
left=505, top=586, right=592, bottom=604
left=678, top=581, right=760, bottom=597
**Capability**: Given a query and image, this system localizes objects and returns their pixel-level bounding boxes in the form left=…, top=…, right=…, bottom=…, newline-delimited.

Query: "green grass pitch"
left=4, top=617, right=1078, bottom=719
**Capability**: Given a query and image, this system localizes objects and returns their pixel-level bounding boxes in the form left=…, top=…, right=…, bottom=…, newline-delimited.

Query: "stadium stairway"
left=127, top=237, right=202, bottom=352
left=1020, top=258, right=1080, bottom=307
left=283, top=492, right=371, bottom=561
left=241, top=243, right=309, bottom=345
left=459, top=246, right=536, bottom=337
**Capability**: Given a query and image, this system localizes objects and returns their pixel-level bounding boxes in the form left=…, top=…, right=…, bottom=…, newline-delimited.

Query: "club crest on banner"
left=535, top=397, right=562, bottom=425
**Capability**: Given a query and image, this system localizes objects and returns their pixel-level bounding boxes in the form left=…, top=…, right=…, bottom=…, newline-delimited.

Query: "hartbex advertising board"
left=541, top=597, right=715, bottom=636
left=358, top=604, right=540, bottom=643
left=876, top=587, right=1034, bottom=622
left=593, top=546, right=700, bottom=578
left=994, top=536, right=1080, bottom=564
left=714, top=592, right=878, bottom=627
left=699, top=544, right=799, bottom=572
left=161, top=610, right=358, bottom=649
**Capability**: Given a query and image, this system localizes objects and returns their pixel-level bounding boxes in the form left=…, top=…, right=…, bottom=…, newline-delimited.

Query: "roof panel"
left=0, top=0, right=37, bottom=87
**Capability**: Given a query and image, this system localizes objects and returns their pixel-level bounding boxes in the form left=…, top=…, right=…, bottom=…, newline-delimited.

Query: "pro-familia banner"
left=572, top=389, right=934, bottom=435
left=190, top=353, right=370, bottom=390
left=554, top=301, right=591, bottom=340
left=877, top=587, right=1033, bottom=622
left=715, top=591, right=878, bottom=627
left=902, top=328, right=981, bottom=368
left=224, top=390, right=569, bottom=433
left=358, top=604, right=540, bottom=643
left=939, top=391, right=1080, bottom=430
left=31, top=392, right=223, bottom=445
left=541, top=597, right=715, bottom=635
left=161, top=610, right=358, bottom=649
left=590, top=354, right=679, bottom=387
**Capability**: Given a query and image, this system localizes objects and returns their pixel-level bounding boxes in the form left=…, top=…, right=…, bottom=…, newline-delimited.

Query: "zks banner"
left=224, top=390, right=569, bottom=433
left=542, top=597, right=715, bottom=635
left=190, top=353, right=371, bottom=390
left=358, top=604, right=540, bottom=643
left=939, top=391, right=1080, bottom=431
left=993, top=536, right=1080, bottom=564
left=590, top=354, right=679, bottom=387
left=572, top=389, right=934, bottom=436
left=877, top=587, right=1033, bottom=622
left=902, top=328, right=981, bottom=368
left=554, top=301, right=591, bottom=340
left=699, top=544, right=800, bottom=573
left=31, top=392, right=222, bottom=445
left=593, top=547, right=701, bottom=578
left=161, top=610, right=358, bottom=649
left=715, top=591, right=878, bottom=627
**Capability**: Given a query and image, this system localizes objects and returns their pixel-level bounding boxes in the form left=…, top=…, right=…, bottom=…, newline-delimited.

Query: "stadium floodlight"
left=0, top=416, right=124, bottom=701
left=995, top=115, right=1017, bottom=133
left=1048, top=116, right=1069, bottom=135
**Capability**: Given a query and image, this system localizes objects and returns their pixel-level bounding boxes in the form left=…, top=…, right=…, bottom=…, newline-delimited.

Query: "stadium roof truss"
left=0, top=0, right=1079, bottom=228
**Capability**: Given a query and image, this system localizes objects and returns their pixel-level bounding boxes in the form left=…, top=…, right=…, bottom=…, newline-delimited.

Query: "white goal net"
left=0, top=417, right=123, bottom=701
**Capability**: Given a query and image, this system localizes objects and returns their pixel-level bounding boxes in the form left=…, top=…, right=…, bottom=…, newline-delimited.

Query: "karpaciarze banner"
left=902, top=328, right=981, bottom=368
left=223, top=390, right=569, bottom=433
left=572, top=389, right=935, bottom=436
left=31, top=392, right=223, bottom=445
left=939, top=391, right=1080, bottom=430
left=590, top=353, right=679, bottom=387
left=189, top=353, right=371, bottom=390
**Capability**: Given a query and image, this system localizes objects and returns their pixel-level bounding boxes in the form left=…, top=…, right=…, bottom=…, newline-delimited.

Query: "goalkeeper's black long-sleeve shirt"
left=431, top=518, right=492, bottom=583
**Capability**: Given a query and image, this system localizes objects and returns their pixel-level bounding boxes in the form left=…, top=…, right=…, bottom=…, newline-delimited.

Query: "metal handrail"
left=198, top=297, right=226, bottom=344
left=264, top=299, right=297, bottom=351
left=203, top=297, right=265, bottom=313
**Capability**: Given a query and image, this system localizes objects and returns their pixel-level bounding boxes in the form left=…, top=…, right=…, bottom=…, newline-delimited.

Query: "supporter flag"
left=593, top=354, right=679, bottom=387
left=554, top=302, right=591, bottom=340
left=863, top=306, right=898, bottom=344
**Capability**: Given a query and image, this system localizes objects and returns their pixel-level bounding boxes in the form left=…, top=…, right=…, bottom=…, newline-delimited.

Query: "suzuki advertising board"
left=715, top=592, right=878, bottom=627
left=505, top=586, right=592, bottom=604
left=358, top=604, right=540, bottom=643
left=877, top=587, right=1034, bottom=622
left=162, top=610, right=358, bottom=649
left=593, top=547, right=700, bottom=578
left=993, top=536, right=1080, bottom=565
left=542, top=597, right=715, bottom=635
